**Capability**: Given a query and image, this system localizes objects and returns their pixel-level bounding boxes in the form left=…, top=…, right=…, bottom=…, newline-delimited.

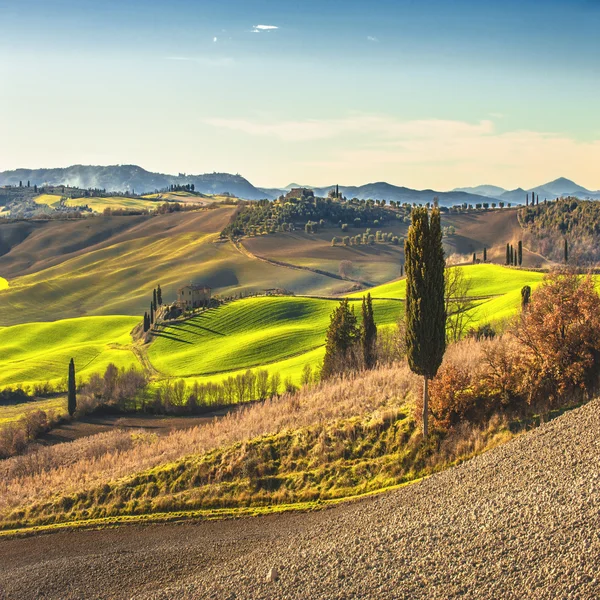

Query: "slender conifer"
left=67, top=358, right=77, bottom=417
left=404, top=207, right=446, bottom=439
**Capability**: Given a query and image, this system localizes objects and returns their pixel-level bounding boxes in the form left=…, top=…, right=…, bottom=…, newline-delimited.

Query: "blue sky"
left=0, top=0, right=598, bottom=189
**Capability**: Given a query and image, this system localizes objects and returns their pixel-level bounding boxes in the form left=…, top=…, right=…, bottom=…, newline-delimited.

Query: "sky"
left=0, top=0, right=599, bottom=190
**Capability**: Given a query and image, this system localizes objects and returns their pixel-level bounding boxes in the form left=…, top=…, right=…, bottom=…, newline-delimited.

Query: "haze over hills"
left=0, top=165, right=267, bottom=200
left=454, top=177, right=600, bottom=202
left=1, top=165, right=599, bottom=205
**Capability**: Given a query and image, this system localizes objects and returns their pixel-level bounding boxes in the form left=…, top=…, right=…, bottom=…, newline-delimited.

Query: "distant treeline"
left=519, top=197, right=600, bottom=264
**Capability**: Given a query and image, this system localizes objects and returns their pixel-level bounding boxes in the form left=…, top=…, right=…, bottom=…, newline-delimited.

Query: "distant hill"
left=0, top=165, right=270, bottom=200
left=453, top=185, right=508, bottom=197
left=2, top=166, right=598, bottom=204
left=456, top=178, right=600, bottom=204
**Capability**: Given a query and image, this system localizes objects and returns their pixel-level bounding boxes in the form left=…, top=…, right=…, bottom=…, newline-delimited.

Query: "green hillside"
left=1, top=265, right=590, bottom=393
left=147, top=297, right=403, bottom=382
left=0, top=277, right=7, bottom=291
left=0, top=397, right=66, bottom=426
left=0, top=316, right=139, bottom=389
left=351, top=264, right=546, bottom=299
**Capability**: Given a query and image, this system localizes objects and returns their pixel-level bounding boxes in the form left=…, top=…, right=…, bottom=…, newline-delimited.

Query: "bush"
left=425, top=271, right=600, bottom=430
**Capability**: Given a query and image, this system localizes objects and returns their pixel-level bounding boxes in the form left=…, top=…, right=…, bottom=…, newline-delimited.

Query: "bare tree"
left=445, top=267, right=476, bottom=343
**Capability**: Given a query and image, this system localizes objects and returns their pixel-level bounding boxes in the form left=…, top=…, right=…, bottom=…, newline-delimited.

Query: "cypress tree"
left=526, top=193, right=529, bottom=206
left=143, top=312, right=149, bottom=332
left=510, top=245, right=514, bottom=265
left=150, top=303, right=154, bottom=325
left=472, top=252, right=476, bottom=264
left=564, top=238, right=568, bottom=264
left=483, top=247, right=487, bottom=262
left=405, top=207, right=446, bottom=439
left=521, top=285, right=531, bottom=311
left=68, top=358, right=77, bottom=417
left=517, top=240, right=523, bottom=266
left=361, top=293, right=377, bottom=369
left=153, top=288, right=157, bottom=311
left=321, top=299, right=360, bottom=379
left=506, top=243, right=510, bottom=265
left=157, top=284, right=163, bottom=306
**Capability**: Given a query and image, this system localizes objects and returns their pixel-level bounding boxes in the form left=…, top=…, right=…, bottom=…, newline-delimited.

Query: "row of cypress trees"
left=505, top=241, right=523, bottom=266
left=143, top=284, right=163, bottom=332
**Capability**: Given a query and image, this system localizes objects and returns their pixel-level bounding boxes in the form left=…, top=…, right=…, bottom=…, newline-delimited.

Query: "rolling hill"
left=0, top=316, right=140, bottom=389
left=0, top=206, right=550, bottom=327
left=0, top=264, right=555, bottom=392
left=0, top=165, right=269, bottom=200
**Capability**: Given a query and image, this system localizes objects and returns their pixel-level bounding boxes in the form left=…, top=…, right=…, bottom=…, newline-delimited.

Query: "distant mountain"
left=458, top=177, right=600, bottom=204
left=498, top=187, right=528, bottom=204
left=1, top=166, right=598, bottom=205
left=452, top=185, right=507, bottom=197
left=0, top=165, right=270, bottom=200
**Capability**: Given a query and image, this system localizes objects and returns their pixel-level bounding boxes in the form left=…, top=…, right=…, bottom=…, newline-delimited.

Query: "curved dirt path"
left=1, top=399, right=599, bottom=599
left=231, top=239, right=374, bottom=288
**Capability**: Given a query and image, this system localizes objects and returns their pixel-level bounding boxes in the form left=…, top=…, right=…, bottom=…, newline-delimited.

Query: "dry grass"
left=0, top=363, right=419, bottom=519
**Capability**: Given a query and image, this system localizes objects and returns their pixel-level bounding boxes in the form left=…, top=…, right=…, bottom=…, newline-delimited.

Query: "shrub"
left=512, top=271, right=600, bottom=410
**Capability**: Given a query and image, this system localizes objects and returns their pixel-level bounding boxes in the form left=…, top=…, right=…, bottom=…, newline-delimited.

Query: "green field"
left=351, top=264, right=546, bottom=300
left=0, top=277, right=7, bottom=291
left=0, top=316, right=140, bottom=389
left=33, top=194, right=63, bottom=207
left=1, top=265, right=594, bottom=392
left=147, top=296, right=403, bottom=383
left=67, top=196, right=163, bottom=213
left=0, top=397, right=66, bottom=427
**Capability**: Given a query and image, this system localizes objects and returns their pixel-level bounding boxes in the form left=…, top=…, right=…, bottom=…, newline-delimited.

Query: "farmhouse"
left=177, top=283, right=211, bottom=308
left=285, top=187, right=314, bottom=201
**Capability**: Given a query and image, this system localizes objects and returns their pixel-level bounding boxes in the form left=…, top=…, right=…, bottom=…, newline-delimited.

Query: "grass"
left=0, top=397, right=66, bottom=427
left=0, top=265, right=560, bottom=391
left=65, top=196, right=163, bottom=213
left=0, top=360, right=516, bottom=533
left=0, top=316, right=140, bottom=389
left=147, top=296, right=403, bottom=380
left=351, top=264, right=546, bottom=299
left=33, top=194, right=63, bottom=207
left=0, top=277, right=7, bottom=291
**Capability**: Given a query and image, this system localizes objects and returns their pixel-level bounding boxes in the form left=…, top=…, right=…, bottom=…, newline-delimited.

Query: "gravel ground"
left=1, top=399, right=599, bottom=599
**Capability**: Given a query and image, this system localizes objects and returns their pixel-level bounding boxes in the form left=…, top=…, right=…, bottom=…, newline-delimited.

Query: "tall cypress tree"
left=157, top=284, right=163, bottom=306
left=150, top=303, right=154, bottom=325
left=68, top=358, right=77, bottom=417
left=153, top=288, right=157, bottom=311
left=472, top=252, right=476, bottom=264
left=510, top=245, right=514, bottom=265
left=521, top=285, right=531, bottom=311
left=143, top=312, right=149, bottom=332
left=361, top=293, right=377, bottom=369
left=483, top=247, right=487, bottom=262
left=517, top=240, right=523, bottom=266
left=506, top=243, right=510, bottom=265
left=405, top=207, right=446, bottom=439
left=321, top=299, right=360, bottom=379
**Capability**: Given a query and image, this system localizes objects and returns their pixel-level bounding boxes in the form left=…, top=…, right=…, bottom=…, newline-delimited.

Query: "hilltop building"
left=177, top=283, right=211, bottom=308
left=285, top=188, right=314, bottom=201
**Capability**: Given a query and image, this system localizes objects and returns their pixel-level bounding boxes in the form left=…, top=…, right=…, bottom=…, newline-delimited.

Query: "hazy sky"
left=1, top=0, right=599, bottom=190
